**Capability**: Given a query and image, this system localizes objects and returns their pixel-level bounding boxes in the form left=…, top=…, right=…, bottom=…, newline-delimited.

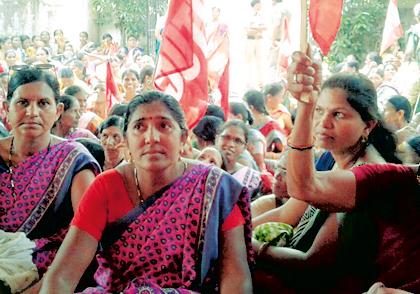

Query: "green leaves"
left=91, top=0, right=168, bottom=48
left=326, top=0, right=387, bottom=67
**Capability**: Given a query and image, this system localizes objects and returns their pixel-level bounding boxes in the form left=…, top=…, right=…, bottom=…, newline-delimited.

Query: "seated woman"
left=38, top=91, right=253, bottom=293
left=262, top=82, right=293, bottom=136
left=0, top=68, right=100, bottom=278
left=192, top=115, right=224, bottom=150
left=251, top=155, right=288, bottom=218
left=98, top=115, right=127, bottom=170
left=253, top=51, right=416, bottom=293
left=244, top=89, right=285, bottom=158
left=65, top=85, right=103, bottom=136
left=52, top=95, right=98, bottom=140
left=252, top=72, right=399, bottom=253
left=229, top=102, right=264, bottom=171
left=216, top=120, right=261, bottom=199
left=283, top=51, right=420, bottom=293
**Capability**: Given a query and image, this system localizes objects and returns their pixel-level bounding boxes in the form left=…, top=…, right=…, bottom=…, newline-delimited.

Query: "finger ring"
left=293, top=73, right=298, bottom=83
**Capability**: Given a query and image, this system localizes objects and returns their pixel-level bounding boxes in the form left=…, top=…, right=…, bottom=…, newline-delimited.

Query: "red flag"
left=380, top=0, right=403, bottom=55
left=105, top=61, right=120, bottom=112
left=154, top=0, right=208, bottom=129
left=309, top=0, right=343, bottom=56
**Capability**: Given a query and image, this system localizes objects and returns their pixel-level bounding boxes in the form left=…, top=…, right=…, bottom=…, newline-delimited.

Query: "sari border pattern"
left=18, top=146, right=80, bottom=234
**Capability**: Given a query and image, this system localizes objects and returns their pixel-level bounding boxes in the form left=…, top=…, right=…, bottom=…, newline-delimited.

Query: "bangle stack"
left=287, top=137, right=314, bottom=151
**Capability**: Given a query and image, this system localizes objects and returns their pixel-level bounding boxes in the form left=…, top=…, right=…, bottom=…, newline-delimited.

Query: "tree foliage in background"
left=91, top=0, right=168, bottom=48
left=325, top=0, right=387, bottom=68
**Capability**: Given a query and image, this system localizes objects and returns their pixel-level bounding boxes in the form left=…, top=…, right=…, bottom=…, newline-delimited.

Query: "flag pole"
left=300, top=0, right=308, bottom=52
left=300, top=0, right=310, bottom=103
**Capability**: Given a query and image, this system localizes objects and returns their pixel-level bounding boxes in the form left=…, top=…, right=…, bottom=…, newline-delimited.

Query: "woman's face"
left=266, top=90, right=285, bottom=109
left=36, top=48, right=48, bottom=63
left=368, top=72, right=383, bottom=88
left=197, top=147, right=223, bottom=167
left=5, top=52, right=16, bottom=66
left=60, top=101, right=80, bottom=130
left=383, top=102, right=401, bottom=131
left=125, top=101, right=186, bottom=171
left=6, top=81, right=61, bottom=139
left=313, top=88, right=373, bottom=153
left=383, top=64, right=397, bottom=81
left=123, top=72, right=139, bottom=93
left=3, top=38, right=13, bottom=50
left=100, top=126, right=125, bottom=159
left=216, top=125, right=246, bottom=164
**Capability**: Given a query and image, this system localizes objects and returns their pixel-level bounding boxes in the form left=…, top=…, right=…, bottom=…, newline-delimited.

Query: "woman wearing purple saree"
left=39, top=91, right=253, bottom=293
left=0, top=68, right=100, bottom=277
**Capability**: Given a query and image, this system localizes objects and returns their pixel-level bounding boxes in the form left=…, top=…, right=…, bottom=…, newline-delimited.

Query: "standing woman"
left=0, top=68, right=100, bottom=276
left=38, top=91, right=253, bottom=293
left=98, top=115, right=127, bottom=170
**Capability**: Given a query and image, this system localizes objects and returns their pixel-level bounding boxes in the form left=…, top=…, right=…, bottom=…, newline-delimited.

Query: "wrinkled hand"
left=287, top=49, right=322, bottom=104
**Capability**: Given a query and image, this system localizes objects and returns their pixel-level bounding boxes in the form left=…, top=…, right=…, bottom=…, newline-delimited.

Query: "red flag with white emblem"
left=154, top=0, right=208, bottom=129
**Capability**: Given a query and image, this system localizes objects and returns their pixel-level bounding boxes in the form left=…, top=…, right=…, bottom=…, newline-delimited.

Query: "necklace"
left=133, top=161, right=187, bottom=206
left=8, top=136, right=52, bottom=198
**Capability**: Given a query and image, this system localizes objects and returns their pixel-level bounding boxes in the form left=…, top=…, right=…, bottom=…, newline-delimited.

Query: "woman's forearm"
left=287, top=102, right=318, bottom=200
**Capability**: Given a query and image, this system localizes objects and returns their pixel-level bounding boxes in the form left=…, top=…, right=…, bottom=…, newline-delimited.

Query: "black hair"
left=122, top=69, right=140, bottom=81
left=139, top=65, right=155, bottom=84
left=53, top=29, right=64, bottom=37
left=64, top=85, right=84, bottom=96
left=387, top=95, right=412, bottom=122
left=322, top=73, right=400, bottom=163
left=263, top=82, right=284, bottom=99
left=244, top=89, right=269, bottom=115
left=124, top=91, right=187, bottom=135
left=193, top=115, right=224, bottom=144
left=367, top=52, right=382, bottom=65
left=102, top=33, right=113, bottom=40
left=75, top=138, right=105, bottom=169
left=59, top=67, right=74, bottom=79
left=7, top=67, right=60, bottom=102
left=407, top=136, right=420, bottom=157
left=80, top=31, right=89, bottom=38
left=217, top=119, right=249, bottom=144
left=345, top=60, right=359, bottom=71
left=109, top=103, right=128, bottom=118
left=99, top=115, right=125, bottom=134
left=206, top=104, right=226, bottom=121
left=229, top=102, right=254, bottom=125
left=57, top=94, right=78, bottom=112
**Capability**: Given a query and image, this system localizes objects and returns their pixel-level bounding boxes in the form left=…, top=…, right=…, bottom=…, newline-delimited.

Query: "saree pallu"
left=82, top=164, right=253, bottom=293
left=257, top=120, right=286, bottom=152
left=0, top=140, right=100, bottom=275
left=233, top=166, right=261, bottom=200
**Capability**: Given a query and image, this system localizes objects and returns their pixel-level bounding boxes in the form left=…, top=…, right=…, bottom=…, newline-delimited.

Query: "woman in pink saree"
left=39, top=91, right=253, bottom=293
left=0, top=67, right=99, bottom=277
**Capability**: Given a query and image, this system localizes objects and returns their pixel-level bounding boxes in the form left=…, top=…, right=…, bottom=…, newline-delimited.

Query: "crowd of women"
left=0, top=26, right=419, bottom=294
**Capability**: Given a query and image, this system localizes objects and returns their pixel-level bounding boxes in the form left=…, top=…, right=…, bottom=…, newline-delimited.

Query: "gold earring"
left=361, top=136, right=368, bottom=144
